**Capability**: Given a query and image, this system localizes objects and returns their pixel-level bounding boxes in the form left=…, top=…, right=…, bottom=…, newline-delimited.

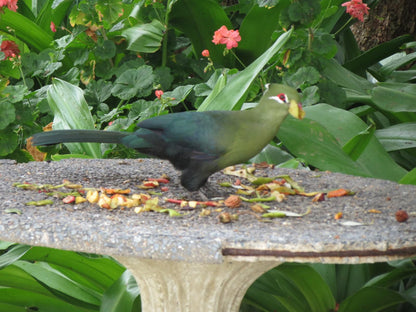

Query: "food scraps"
left=395, top=210, right=409, bottom=223
left=13, top=165, right=360, bottom=223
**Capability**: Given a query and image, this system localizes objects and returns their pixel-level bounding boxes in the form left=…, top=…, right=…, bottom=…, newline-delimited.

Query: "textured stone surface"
left=1, top=158, right=415, bottom=264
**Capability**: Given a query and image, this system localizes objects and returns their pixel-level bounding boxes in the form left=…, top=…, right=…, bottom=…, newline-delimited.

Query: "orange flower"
left=0, top=0, right=18, bottom=11
left=50, top=21, right=56, bottom=33
left=212, top=25, right=241, bottom=50
left=155, top=90, right=164, bottom=99
left=342, top=0, right=369, bottom=22
left=201, top=49, right=210, bottom=57
left=0, top=40, right=19, bottom=60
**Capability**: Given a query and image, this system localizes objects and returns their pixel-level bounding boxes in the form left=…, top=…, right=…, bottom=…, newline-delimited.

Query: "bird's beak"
left=288, top=100, right=305, bottom=120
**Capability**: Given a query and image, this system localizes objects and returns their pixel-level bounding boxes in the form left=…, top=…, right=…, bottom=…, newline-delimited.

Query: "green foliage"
left=242, top=261, right=416, bottom=312
left=1, top=0, right=416, bottom=310
left=2, top=0, right=414, bottom=180
left=279, top=104, right=407, bottom=181
left=197, top=28, right=293, bottom=111
left=169, top=0, right=234, bottom=66
left=47, top=78, right=102, bottom=157
left=0, top=243, right=136, bottom=311
left=121, top=19, right=165, bottom=53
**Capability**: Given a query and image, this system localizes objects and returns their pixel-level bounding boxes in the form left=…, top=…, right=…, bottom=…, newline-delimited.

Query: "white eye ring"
left=268, top=93, right=288, bottom=104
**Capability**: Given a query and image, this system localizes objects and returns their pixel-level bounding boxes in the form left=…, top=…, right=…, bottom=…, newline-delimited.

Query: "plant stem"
left=308, top=28, right=314, bottom=51
left=161, top=1, right=173, bottom=67
left=16, top=58, right=27, bottom=89
left=333, top=17, right=353, bottom=36
left=313, top=0, right=333, bottom=31
left=230, top=49, right=246, bottom=68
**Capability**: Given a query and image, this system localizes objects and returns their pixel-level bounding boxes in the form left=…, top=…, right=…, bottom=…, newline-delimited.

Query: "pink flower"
left=212, top=25, right=241, bottom=50
left=342, top=0, right=369, bottom=22
left=50, top=21, right=56, bottom=33
left=201, top=49, right=210, bottom=57
left=0, top=0, right=18, bottom=11
left=1, top=40, right=19, bottom=60
left=155, top=90, right=164, bottom=99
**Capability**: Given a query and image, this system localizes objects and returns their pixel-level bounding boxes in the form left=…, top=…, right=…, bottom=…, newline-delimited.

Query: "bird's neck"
left=253, top=101, right=289, bottom=122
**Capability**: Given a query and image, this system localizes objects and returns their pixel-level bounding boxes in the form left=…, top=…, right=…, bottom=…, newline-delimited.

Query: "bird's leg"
left=183, top=183, right=216, bottom=202
left=190, top=190, right=209, bottom=202
left=196, top=182, right=221, bottom=201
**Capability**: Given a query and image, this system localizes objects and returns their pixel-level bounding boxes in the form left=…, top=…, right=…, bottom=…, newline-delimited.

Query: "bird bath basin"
left=1, top=158, right=415, bottom=311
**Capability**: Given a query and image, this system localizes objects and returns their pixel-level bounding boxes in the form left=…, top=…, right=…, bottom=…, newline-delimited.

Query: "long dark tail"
left=31, top=130, right=129, bottom=146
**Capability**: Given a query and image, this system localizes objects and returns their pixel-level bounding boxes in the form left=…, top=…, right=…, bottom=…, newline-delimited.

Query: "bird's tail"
left=31, top=130, right=129, bottom=146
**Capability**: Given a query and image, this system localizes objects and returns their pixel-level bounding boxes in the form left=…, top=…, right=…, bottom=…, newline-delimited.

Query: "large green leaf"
left=47, top=78, right=102, bottom=158
left=0, top=265, right=50, bottom=295
left=342, top=123, right=375, bottom=161
left=399, top=168, right=416, bottom=185
left=320, top=58, right=374, bottom=93
left=0, top=244, right=31, bottom=269
left=22, top=247, right=125, bottom=289
left=365, top=267, right=416, bottom=288
left=0, top=101, right=15, bottom=130
left=334, top=264, right=375, bottom=301
left=21, top=248, right=125, bottom=290
left=0, top=285, right=95, bottom=312
left=195, top=70, right=229, bottom=111
left=371, top=84, right=416, bottom=113
left=376, top=122, right=416, bottom=152
left=111, top=65, right=154, bottom=100
left=122, top=19, right=165, bottom=53
left=277, top=264, right=336, bottom=311
left=197, top=28, right=293, bottom=111
left=100, top=270, right=140, bottom=312
left=244, top=263, right=335, bottom=312
left=0, top=245, right=128, bottom=310
left=0, top=131, right=18, bottom=156
left=378, top=51, right=416, bottom=79
left=250, top=144, right=294, bottom=165
left=279, top=115, right=367, bottom=176
left=278, top=104, right=407, bottom=181
left=338, top=287, right=406, bottom=312
left=0, top=9, right=52, bottom=51
left=13, top=261, right=102, bottom=306
left=344, top=35, right=414, bottom=76
left=237, top=2, right=289, bottom=64
left=169, top=0, right=233, bottom=65
left=307, top=264, right=338, bottom=300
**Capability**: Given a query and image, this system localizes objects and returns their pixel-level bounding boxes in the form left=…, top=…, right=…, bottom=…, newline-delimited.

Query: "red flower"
left=1, top=40, right=19, bottom=60
left=50, top=21, right=56, bottom=33
left=201, top=49, right=210, bottom=57
left=342, top=0, right=369, bottom=22
left=0, top=0, right=18, bottom=12
left=155, top=90, right=164, bottom=99
left=212, top=25, right=241, bottom=50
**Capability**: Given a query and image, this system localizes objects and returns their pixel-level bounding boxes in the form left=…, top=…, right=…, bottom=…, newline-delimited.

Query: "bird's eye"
left=277, top=93, right=288, bottom=103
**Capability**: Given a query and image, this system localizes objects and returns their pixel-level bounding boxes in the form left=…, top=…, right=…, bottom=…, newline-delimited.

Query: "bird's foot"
left=195, top=183, right=222, bottom=201
left=182, top=183, right=218, bottom=201
left=191, top=190, right=209, bottom=202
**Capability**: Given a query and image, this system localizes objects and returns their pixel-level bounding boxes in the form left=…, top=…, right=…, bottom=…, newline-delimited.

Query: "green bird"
left=32, top=84, right=304, bottom=191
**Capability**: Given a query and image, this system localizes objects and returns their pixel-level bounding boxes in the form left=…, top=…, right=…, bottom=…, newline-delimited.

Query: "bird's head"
left=265, top=84, right=305, bottom=120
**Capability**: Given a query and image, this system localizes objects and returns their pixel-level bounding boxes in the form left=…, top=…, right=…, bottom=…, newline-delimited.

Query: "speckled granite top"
left=1, top=158, right=415, bottom=264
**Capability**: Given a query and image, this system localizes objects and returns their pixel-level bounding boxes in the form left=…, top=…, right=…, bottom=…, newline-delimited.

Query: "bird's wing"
left=137, top=111, right=237, bottom=160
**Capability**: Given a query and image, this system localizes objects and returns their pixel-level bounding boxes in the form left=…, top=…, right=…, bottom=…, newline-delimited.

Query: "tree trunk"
left=351, top=0, right=416, bottom=51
